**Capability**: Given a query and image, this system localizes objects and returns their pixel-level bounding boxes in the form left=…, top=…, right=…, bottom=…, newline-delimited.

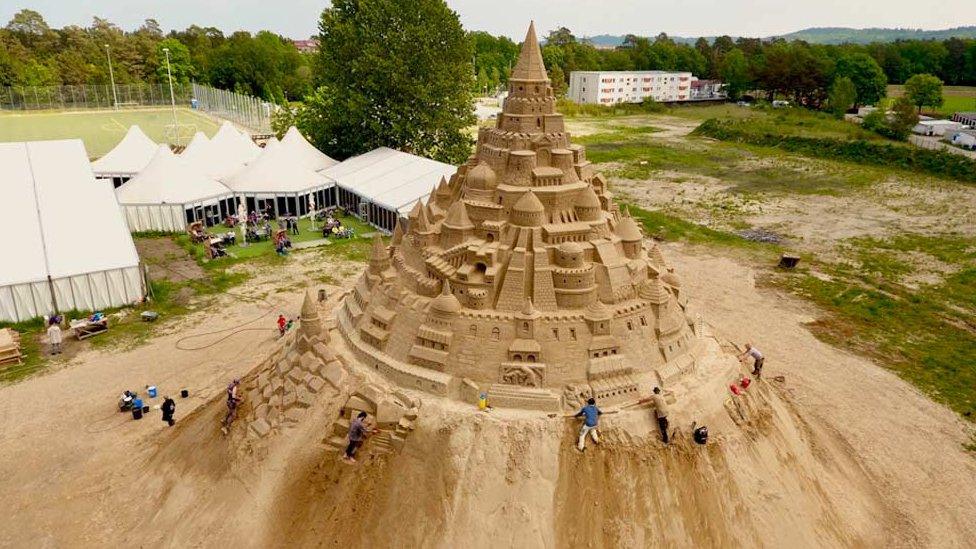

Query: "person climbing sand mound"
left=221, top=379, right=242, bottom=435
left=639, top=387, right=670, bottom=444
left=574, top=397, right=602, bottom=451
left=738, top=343, right=765, bottom=378
left=343, top=411, right=375, bottom=464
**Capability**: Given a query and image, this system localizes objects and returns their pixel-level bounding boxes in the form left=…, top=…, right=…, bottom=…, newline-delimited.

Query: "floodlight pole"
left=105, top=44, right=119, bottom=110
left=163, top=48, right=181, bottom=145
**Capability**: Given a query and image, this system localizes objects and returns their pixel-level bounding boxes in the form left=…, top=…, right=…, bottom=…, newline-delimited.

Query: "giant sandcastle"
left=333, top=23, right=702, bottom=412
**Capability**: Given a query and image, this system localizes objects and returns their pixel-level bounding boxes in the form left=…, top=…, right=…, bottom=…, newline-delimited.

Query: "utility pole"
left=105, top=44, right=119, bottom=110
left=163, top=47, right=181, bottom=146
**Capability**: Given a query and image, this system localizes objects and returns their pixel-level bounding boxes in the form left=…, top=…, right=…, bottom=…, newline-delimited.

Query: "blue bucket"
left=147, top=386, right=157, bottom=398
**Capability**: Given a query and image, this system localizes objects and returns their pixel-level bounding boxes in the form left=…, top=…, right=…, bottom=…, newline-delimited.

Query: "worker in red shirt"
left=277, top=314, right=287, bottom=337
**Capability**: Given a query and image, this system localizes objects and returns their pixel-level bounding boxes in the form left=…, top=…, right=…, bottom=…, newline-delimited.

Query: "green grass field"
left=887, top=84, right=976, bottom=115
left=0, top=107, right=221, bottom=158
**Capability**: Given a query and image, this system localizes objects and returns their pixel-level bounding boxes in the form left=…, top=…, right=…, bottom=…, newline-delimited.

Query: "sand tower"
left=335, top=22, right=700, bottom=411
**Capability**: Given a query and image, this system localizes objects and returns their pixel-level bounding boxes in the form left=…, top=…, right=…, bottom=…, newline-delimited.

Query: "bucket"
left=142, top=406, right=150, bottom=413
left=147, top=386, right=157, bottom=398
left=180, top=389, right=189, bottom=398
left=132, top=407, right=143, bottom=420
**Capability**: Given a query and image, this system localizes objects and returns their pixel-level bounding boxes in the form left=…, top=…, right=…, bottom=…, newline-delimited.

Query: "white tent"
left=322, top=147, right=456, bottom=231
left=1, top=140, right=143, bottom=322
left=116, top=145, right=236, bottom=232
left=281, top=126, right=338, bottom=171
left=222, top=136, right=335, bottom=218
left=90, top=125, right=158, bottom=187
left=180, top=131, right=210, bottom=161
left=187, top=122, right=260, bottom=179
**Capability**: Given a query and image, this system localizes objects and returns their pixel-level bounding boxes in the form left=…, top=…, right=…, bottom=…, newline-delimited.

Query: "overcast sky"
left=1, top=0, right=973, bottom=39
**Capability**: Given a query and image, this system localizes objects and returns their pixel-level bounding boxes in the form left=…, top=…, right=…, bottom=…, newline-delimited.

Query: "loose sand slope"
left=1, top=246, right=974, bottom=548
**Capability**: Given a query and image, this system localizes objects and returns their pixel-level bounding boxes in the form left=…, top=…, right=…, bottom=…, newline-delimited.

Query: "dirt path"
left=0, top=245, right=974, bottom=547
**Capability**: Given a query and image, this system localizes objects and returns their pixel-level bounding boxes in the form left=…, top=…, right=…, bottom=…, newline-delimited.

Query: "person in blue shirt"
left=574, top=397, right=602, bottom=451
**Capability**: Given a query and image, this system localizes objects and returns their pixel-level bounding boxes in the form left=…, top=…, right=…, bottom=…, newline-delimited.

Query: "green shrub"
left=695, top=118, right=976, bottom=183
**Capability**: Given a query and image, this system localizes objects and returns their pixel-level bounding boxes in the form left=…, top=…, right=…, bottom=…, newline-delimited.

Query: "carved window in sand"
left=491, top=327, right=500, bottom=341
left=469, top=325, right=477, bottom=336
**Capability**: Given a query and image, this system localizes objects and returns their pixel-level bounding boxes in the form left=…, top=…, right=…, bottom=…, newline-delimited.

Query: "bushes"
left=694, top=119, right=976, bottom=183
left=556, top=98, right=665, bottom=118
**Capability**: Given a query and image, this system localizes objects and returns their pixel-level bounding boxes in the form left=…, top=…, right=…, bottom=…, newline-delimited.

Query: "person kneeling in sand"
left=343, top=411, right=375, bottom=464
left=574, top=398, right=602, bottom=452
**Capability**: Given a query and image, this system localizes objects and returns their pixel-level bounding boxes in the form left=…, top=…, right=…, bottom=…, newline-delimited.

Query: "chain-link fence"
left=0, top=82, right=193, bottom=111
left=191, top=83, right=275, bottom=133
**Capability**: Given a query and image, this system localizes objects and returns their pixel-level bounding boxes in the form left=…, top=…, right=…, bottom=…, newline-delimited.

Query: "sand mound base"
left=124, top=366, right=913, bottom=549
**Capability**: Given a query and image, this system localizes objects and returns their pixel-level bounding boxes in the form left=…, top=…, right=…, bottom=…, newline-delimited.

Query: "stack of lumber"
left=0, top=328, right=22, bottom=367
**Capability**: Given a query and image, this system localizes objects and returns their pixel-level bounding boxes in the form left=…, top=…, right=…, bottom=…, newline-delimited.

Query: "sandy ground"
left=1, top=242, right=974, bottom=548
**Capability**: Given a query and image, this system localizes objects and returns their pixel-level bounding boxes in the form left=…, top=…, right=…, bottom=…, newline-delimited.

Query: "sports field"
left=0, top=107, right=222, bottom=159
left=887, top=84, right=976, bottom=115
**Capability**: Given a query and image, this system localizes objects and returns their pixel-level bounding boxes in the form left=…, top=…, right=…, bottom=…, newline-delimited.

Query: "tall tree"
left=548, top=64, right=567, bottom=97
left=303, top=0, right=474, bottom=163
left=828, top=76, right=857, bottom=117
left=834, top=53, right=887, bottom=106
left=903, top=73, right=944, bottom=112
left=720, top=48, right=751, bottom=100
left=156, top=38, right=193, bottom=84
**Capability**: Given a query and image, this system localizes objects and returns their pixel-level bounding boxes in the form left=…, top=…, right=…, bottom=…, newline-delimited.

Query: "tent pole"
left=47, top=275, right=59, bottom=316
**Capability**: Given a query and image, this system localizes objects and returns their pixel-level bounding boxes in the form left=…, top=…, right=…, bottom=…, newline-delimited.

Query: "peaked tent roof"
left=281, top=126, right=338, bottom=171
left=116, top=145, right=233, bottom=205
left=222, top=135, right=333, bottom=195
left=321, top=147, right=456, bottom=214
left=1, top=139, right=139, bottom=286
left=262, top=136, right=280, bottom=154
left=181, top=131, right=210, bottom=159
left=188, top=122, right=259, bottom=179
left=510, top=21, right=548, bottom=82
left=91, top=125, right=158, bottom=175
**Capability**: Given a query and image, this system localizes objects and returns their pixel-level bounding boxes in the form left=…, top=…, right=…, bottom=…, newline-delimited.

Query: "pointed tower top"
left=511, top=21, right=548, bottom=82
left=443, top=200, right=474, bottom=230
left=436, top=176, right=452, bottom=198
left=369, top=233, right=390, bottom=274
left=391, top=218, right=405, bottom=246
left=413, top=200, right=431, bottom=232
left=301, top=289, right=318, bottom=320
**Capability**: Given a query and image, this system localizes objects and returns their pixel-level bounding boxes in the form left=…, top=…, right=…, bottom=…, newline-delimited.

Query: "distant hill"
left=577, top=26, right=976, bottom=47
left=779, top=26, right=976, bottom=44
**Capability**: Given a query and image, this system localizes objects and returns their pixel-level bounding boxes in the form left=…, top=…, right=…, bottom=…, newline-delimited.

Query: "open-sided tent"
left=90, top=125, right=158, bottom=188
left=222, top=136, right=335, bottom=218
left=322, top=147, right=456, bottom=232
left=116, top=145, right=236, bottom=232
left=187, top=122, right=261, bottom=179
left=1, top=139, right=143, bottom=322
left=280, top=126, right=338, bottom=171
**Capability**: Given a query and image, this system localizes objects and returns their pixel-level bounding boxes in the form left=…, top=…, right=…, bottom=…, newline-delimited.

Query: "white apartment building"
left=568, top=71, right=694, bottom=104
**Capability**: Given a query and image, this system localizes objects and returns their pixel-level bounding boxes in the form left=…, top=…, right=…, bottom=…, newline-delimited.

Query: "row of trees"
left=0, top=9, right=311, bottom=102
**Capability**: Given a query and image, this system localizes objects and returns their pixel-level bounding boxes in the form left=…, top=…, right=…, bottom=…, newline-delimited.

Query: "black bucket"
left=132, top=407, right=143, bottom=420
left=180, top=389, right=189, bottom=398
left=142, top=406, right=150, bottom=413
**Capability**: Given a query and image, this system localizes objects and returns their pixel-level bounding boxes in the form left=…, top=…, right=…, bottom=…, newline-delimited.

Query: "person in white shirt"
left=738, top=343, right=764, bottom=378
left=47, top=322, right=63, bottom=355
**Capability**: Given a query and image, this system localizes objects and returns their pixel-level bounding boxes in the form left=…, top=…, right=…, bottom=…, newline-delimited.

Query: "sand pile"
left=118, top=327, right=904, bottom=549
